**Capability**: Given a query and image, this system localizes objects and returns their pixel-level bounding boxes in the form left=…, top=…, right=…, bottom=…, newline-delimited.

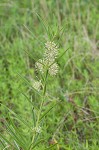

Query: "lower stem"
left=30, top=70, right=48, bottom=150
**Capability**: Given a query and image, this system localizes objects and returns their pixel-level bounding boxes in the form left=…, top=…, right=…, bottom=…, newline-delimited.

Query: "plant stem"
left=30, top=70, right=48, bottom=150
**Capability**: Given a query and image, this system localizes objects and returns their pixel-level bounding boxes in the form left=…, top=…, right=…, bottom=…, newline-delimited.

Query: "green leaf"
left=17, top=73, right=42, bottom=97
left=44, top=143, right=57, bottom=150
left=24, top=49, right=37, bottom=62
left=19, top=90, right=39, bottom=111
left=39, top=102, right=58, bottom=122
left=5, top=120, right=26, bottom=149
left=49, top=48, right=69, bottom=67
left=29, top=139, right=45, bottom=149
left=8, top=114, right=27, bottom=145
left=0, top=133, right=15, bottom=148
left=23, top=25, right=44, bottom=46
left=35, top=13, right=48, bottom=36
left=0, top=103, right=32, bottom=129
left=0, top=138, right=5, bottom=148
left=57, top=47, right=70, bottom=61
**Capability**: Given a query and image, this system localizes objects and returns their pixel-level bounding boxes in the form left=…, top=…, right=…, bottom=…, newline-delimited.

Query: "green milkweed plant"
left=0, top=35, right=68, bottom=150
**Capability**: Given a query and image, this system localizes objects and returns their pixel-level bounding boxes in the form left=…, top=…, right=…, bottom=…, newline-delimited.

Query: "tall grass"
left=0, top=0, right=99, bottom=149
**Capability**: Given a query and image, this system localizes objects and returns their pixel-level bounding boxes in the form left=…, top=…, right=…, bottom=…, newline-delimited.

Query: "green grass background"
left=0, top=0, right=99, bottom=149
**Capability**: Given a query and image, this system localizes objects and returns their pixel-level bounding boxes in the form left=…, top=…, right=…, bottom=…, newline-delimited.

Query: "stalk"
left=30, top=70, right=48, bottom=150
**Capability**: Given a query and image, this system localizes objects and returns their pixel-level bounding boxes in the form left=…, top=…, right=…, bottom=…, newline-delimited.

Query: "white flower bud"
left=44, top=41, right=58, bottom=62
left=35, top=59, right=44, bottom=73
left=49, top=63, right=59, bottom=76
left=32, top=80, right=42, bottom=92
left=35, top=41, right=59, bottom=76
left=35, top=126, right=42, bottom=133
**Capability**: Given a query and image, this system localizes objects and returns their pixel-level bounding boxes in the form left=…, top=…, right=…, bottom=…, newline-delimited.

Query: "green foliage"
left=0, top=0, right=99, bottom=150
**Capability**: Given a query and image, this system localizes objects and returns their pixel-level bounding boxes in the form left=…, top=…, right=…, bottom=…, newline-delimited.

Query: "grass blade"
left=19, top=90, right=39, bottom=111
left=39, top=102, right=58, bottom=122
left=44, top=143, right=57, bottom=150
left=0, top=133, right=15, bottom=148
left=29, top=139, right=45, bottom=149
left=17, top=73, right=42, bottom=97
left=0, top=103, right=32, bottom=129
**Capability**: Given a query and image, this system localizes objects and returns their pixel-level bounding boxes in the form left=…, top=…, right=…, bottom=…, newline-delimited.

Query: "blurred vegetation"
left=0, top=0, right=99, bottom=149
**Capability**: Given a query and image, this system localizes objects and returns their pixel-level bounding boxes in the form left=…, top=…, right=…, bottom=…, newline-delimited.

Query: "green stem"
left=43, top=69, right=48, bottom=96
left=30, top=70, right=48, bottom=150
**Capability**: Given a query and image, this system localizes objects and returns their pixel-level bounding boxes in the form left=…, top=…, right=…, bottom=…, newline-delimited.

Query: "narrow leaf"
left=0, top=103, right=32, bottom=129
left=39, top=103, right=58, bottom=122
left=30, top=139, right=45, bottom=149
left=19, top=90, right=39, bottom=111
left=0, top=133, right=15, bottom=148
left=44, top=143, right=57, bottom=150
left=17, top=73, right=42, bottom=97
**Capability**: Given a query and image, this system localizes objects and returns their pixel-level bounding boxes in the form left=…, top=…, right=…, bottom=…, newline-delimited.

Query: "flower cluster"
left=35, top=41, right=59, bottom=76
left=35, top=59, right=44, bottom=74
left=44, top=41, right=58, bottom=63
left=32, top=80, right=42, bottom=92
left=34, top=126, right=42, bottom=134
left=49, top=63, right=58, bottom=76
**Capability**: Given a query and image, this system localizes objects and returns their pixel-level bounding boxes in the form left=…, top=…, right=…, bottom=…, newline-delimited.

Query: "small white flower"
left=35, top=41, right=59, bottom=76
left=44, top=41, right=58, bottom=62
left=45, top=41, right=58, bottom=51
left=35, top=59, right=44, bottom=73
left=35, top=126, right=42, bottom=133
left=32, top=80, right=42, bottom=92
left=49, top=63, right=59, bottom=76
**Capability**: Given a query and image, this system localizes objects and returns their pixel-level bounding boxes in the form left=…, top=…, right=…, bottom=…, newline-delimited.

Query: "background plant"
left=0, top=0, right=99, bottom=150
